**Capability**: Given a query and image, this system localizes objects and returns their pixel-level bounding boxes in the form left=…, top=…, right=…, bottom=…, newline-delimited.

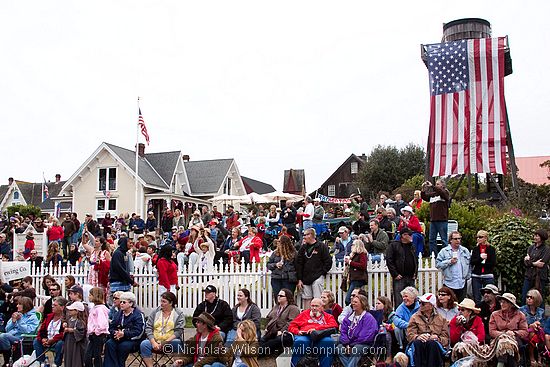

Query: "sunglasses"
left=113, top=297, right=120, bottom=300
left=477, top=236, right=486, bottom=239
left=438, top=293, right=449, bottom=297
left=120, top=300, right=129, bottom=304
left=451, top=237, right=462, bottom=240
left=526, top=295, right=534, bottom=299
left=277, top=294, right=286, bottom=298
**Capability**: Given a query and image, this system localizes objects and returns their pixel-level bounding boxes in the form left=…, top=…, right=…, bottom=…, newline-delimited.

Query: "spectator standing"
left=212, top=205, right=222, bottom=221
left=470, top=230, right=497, bottom=304
left=267, top=236, right=297, bottom=297
left=333, top=226, right=352, bottom=265
left=131, top=214, right=146, bottom=235
left=47, top=218, right=64, bottom=244
left=352, top=212, right=369, bottom=235
left=108, top=237, right=138, bottom=298
left=201, top=206, right=212, bottom=227
left=409, top=190, right=423, bottom=211
left=102, top=212, right=114, bottom=237
left=281, top=200, right=299, bottom=240
left=435, top=231, right=471, bottom=301
left=386, top=227, right=418, bottom=306
left=157, top=245, right=179, bottom=294
left=522, top=229, right=550, bottom=304
left=302, top=196, right=315, bottom=233
left=392, top=194, right=407, bottom=216
left=296, top=228, right=332, bottom=310
left=145, top=211, right=157, bottom=233
left=173, top=209, right=185, bottom=229
left=313, top=198, right=325, bottom=223
left=421, top=179, right=450, bottom=256
left=343, top=240, right=368, bottom=306
left=365, top=219, right=389, bottom=262
left=161, top=209, right=173, bottom=235
left=20, top=232, right=35, bottom=259
left=86, top=287, right=110, bottom=367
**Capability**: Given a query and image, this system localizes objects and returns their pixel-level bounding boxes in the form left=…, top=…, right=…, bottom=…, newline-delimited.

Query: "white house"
left=55, top=142, right=248, bottom=223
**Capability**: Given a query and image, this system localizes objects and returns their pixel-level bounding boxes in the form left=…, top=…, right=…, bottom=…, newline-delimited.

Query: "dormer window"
left=13, top=191, right=19, bottom=200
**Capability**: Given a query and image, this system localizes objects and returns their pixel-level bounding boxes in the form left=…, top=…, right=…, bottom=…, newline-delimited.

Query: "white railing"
left=29, top=254, right=443, bottom=316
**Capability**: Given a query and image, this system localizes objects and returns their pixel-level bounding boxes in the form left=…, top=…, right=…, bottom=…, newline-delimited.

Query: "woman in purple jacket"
left=337, top=294, right=378, bottom=367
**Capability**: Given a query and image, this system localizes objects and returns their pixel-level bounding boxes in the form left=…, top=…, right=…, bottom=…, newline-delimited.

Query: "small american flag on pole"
left=425, top=37, right=508, bottom=177
left=138, top=108, right=150, bottom=145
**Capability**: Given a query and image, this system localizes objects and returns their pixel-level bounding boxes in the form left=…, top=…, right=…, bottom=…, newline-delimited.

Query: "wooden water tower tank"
left=442, top=18, right=492, bottom=42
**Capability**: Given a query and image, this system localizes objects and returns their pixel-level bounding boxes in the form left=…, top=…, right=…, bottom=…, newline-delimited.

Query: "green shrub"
left=6, top=204, right=42, bottom=219
left=487, top=214, right=537, bottom=297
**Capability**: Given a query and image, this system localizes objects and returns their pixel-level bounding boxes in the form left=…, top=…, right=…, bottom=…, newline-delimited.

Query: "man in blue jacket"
left=109, top=237, right=137, bottom=303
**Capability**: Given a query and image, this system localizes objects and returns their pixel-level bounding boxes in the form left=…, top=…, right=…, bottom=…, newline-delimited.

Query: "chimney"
left=182, top=155, right=190, bottom=162
left=55, top=174, right=61, bottom=183
left=137, top=143, right=145, bottom=158
left=8, top=177, right=13, bottom=185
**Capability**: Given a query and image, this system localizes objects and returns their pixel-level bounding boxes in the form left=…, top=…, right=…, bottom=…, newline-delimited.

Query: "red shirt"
left=288, top=310, right=338, bottom=335
left=157, top=258, right=178, bottom=289
left=450, top=315, right=485, bottom=345
left=47, top=225, right=64, bottom=241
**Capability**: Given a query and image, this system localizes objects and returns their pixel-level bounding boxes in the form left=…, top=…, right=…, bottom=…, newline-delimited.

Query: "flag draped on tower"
left=425, top=37, right=508, bottom=177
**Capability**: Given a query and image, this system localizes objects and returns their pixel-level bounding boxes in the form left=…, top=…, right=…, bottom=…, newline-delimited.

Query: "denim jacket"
left=436, top=245, right=471, bottom=286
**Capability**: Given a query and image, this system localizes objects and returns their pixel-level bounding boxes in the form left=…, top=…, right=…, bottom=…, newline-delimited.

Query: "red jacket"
left=23, top=240, right=35, bottom=259
left=157, top=258, right=178, bottom=289
left=47, top=226, right=64, bottom=241
left=449, top=314, right=485, bottom=345
left=288, top=310, right=338, bottom=335
left=36, top=313, right=65, bottom=344
left=398, top=215, right=422, bottom=233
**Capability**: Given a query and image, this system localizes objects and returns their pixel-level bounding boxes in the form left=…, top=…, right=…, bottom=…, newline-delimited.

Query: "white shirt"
left=304, top=203, right=315, bottom=220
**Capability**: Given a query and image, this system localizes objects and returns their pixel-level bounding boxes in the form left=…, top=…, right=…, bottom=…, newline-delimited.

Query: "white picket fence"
left=29, top=254, right=444, bottom=316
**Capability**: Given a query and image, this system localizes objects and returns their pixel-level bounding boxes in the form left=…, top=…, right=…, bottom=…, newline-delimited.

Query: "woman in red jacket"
left=398, top=206, right=422, bottom=233
left=449, top=298, right=485, bottom=346
left=47, top=218, right=64, bottom=243
left=237, top=226, right=263, bottom=266
left=157, top=245, right=179, bottom=295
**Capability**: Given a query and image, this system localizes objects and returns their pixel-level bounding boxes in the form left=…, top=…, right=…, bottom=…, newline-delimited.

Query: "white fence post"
left=29, top=255, right=443, bottom=316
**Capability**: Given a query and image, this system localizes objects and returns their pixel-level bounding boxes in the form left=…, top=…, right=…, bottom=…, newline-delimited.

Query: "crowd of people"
left=0, top=181, right=548, bottom=366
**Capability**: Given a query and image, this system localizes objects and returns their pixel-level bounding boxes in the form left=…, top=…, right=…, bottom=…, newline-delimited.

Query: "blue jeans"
left=429, top=221, right=448, bottom=256
left=271, top=279, right=297, bottom=300
left=33, top=339, right=63, bottom=366
left=471, top=276, right=494, bottom=304
left=140, top=339, right=183, bottom=358
left=337, top=343, right=371, bottom=367
left=103, top=338, right=139, bottom=367
left=303, top=220, right=313, bottom=232
left=0, top=333, right=19, bottom=351
left=291, top=335, right=335, bottom=367
left=345, top=280, right=366, bottom=306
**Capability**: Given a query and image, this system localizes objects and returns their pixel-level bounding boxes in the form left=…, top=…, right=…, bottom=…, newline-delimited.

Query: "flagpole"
left=135, top=97, right=140, bottom=216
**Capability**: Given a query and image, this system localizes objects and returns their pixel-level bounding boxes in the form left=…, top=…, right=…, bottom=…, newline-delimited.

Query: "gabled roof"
left=0, top=185, right=9, bottom=203
left=104, top=143, right=170, bottom=189
left=184, top=159, right=233, bottom=195
left=316, top=153, right=365, bottom=190
left=241, top=176, right=276, bottom=194
left=283, top=169, right=306, bottom=195
left=145, top=151, right=181, bottom=186
left=11, top=180, right=66, bottom=210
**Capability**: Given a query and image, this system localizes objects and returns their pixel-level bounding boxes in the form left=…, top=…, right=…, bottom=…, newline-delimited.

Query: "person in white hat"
left=449, top=298, right=484, bottom=346
left=406, top=292, right=449, bottom=367
left=488, top=293, right=528, bottom=367
left=333, top=226, right=351, bottom=266
left=398, top=205, right=422, bottom=234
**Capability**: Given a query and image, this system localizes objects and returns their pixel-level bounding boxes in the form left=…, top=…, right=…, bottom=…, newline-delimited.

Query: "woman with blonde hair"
left=228, top=319, right=259, bottom=367
left=409, top=190, right=423, bottom=211
left=46, top=241, right=63, bottom=267
left=322, top=289, right=343, bottom=322
left=268, top=235, right=298, bottom=297
left=343, top=239, right=368, bottom=305
left=470, top=229, right=497, bottom=303
left=172, top=209, right=185, bottom=229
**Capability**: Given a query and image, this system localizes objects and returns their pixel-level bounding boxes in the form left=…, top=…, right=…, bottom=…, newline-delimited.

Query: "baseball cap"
left=419, top=293, right=437, bottom=307
left=66, top=301, right=85, bottom=312
left=68, top=285, right=84, bottom=297
left=203, top=285, right=217, bottom=294
left=338, top=226, right=348, bottom=233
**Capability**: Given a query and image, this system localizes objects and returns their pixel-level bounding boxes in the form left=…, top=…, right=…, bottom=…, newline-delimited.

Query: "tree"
left=541, top=159, right=550, bottom=180
left=357, top=144, right=425, bottom=199
left=6, top=204, right=42, bottom=219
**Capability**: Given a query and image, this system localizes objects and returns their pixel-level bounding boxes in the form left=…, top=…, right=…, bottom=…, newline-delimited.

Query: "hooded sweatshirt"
left=109, top=237, right=133, bottom=285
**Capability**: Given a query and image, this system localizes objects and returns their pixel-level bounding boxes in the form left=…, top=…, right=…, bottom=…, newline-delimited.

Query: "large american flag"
left=138, top=108, right=150, bottom=145
left=426, top=37, right=507, bottom=177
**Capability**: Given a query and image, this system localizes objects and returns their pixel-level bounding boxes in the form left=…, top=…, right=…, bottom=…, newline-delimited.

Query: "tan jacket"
left=406, top=309, right=450, bottom=347
left=489, top=309, right=529, bottom=341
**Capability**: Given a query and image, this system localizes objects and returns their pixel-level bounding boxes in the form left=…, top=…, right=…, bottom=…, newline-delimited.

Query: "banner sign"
left=317, top=194, right=351, bottom=204
left=1, top=261, right=31, bottom=282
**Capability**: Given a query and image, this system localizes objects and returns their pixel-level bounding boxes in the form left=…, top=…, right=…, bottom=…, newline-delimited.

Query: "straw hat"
left=457, top=298, right=481, bottom=313
left=497, top=293, right=520, bottom=309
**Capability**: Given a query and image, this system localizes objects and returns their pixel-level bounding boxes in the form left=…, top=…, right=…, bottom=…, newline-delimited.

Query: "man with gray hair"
left=392, top=286, right=420, bottom=350
left=421, top=179, right=450, bottom=256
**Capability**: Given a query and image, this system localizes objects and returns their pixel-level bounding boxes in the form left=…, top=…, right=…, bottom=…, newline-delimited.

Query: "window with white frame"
left=13, top=191, right=19, bottom=200
left=328, top=185, right=336, bottom=196
left=351, top=161, right=358, bottom=174
left=97, top=199, right=117, bottom=212
left=98, top=168, right=117, bottom=191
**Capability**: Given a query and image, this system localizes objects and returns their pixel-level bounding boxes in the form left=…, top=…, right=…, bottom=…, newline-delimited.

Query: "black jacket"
left=385, top=239, right=418, bottom=278
left=470, top=245, right=497, bottom=276
left=296, top=241, right=332, bottom=285
left=281, top=207, right=297, bottom=225
left=193, top=298, right=233, bottom=334
left=109, top=237, right=133, bottom=285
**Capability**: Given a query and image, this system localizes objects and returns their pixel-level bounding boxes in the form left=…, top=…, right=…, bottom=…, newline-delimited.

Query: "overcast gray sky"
left=1, top=1, right=548, bottom=193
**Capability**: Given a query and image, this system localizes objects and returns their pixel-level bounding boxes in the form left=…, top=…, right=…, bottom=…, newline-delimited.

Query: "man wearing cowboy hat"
left=174, top=312, right=227, bottom=367
left=449, top=298, right=485, bottom=346
left=477, top=284, right=500, bottom=343
left=406, top=292, right=449, bottom=367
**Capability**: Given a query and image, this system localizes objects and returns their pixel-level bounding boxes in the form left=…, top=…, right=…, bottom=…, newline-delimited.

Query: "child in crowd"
left=86, top=287, right=110, bottom=367
left=63, top=301, right=88, bottom=367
